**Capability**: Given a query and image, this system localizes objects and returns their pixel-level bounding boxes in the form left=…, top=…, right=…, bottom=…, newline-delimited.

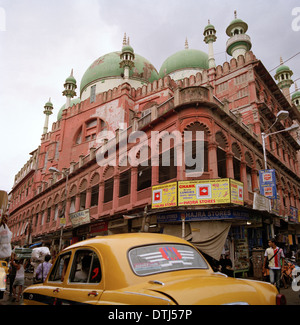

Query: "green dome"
left=204, top=23, right=215, bottom=32
left=44, top=100, right=53, bottom=108
left=57, top=98, right=81, bottom=120
left=122, top=44, right=134, bottom=53
left=226, top=18, right=248, bottom=36
left=65, top=75, right=77, bottom=85
left=159, top=49, right=209, bottom=78
left=292, top=91, right=300, bottom=100
left=275, top=65, right=292, bottom=75
left=80, top=51, right=159, bottom=95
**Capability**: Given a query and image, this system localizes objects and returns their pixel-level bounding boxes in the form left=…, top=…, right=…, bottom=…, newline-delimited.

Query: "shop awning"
left=29, top=242, right=43, bottom=248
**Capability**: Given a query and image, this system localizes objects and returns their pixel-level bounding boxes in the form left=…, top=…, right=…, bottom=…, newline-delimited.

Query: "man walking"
left=263, top=238, right=285, bottom=292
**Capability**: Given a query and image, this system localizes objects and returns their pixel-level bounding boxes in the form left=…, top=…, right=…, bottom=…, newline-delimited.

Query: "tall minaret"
left=43, top=98, right=53, bottom=134
left=120, top=33, right=135, bottom=80
left=274, top=57, right=294, bottom=104
left=62, top=69, right=77, bottom=109
left=226, top=10, right=252, bottom=59
left=203, top=20, right=217, bottom=68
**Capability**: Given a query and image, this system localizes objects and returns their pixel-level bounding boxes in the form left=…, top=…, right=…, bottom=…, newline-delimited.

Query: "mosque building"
left=7, top=12, right=300, bottom=277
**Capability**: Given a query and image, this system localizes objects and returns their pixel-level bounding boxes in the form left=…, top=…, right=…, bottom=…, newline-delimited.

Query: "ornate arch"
left=215, top=131, right=228, bottom=149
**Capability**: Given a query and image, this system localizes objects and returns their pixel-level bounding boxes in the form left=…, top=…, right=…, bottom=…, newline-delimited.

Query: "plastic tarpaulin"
left=163, top=221, right=231, bottom=260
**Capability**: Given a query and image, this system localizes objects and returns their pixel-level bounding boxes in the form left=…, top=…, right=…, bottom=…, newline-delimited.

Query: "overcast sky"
left=0, top=0, right=299, bottom=193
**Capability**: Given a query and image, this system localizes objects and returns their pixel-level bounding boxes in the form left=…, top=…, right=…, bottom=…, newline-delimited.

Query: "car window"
left=129, top=244, right=208, bottom=276
left=48, top=252, right=71, bottom=282
left=69, top=249, right=101, bottom=284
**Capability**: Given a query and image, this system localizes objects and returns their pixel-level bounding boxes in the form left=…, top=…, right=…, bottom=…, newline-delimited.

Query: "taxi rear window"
left=128, top=244, right=208, bottom=276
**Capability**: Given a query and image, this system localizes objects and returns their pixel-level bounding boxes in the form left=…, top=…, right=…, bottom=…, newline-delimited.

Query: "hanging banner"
left=152, top=182, right=177, bottom=209
left=259, top=169, right=277, bottom=199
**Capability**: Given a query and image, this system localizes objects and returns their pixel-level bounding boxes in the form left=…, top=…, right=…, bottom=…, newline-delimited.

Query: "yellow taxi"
left=23, top=233, right=285, bottom=305
left=0, top=260, right=9, bottom=275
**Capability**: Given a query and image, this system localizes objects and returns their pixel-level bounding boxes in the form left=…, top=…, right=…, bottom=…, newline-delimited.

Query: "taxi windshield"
left=128, top=243, right=208, bottom=276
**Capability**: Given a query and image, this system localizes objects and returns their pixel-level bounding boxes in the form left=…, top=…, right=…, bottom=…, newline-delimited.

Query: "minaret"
left=226, top=10, right=252, bottom=59
left=120, top=33, right=135, bottom=80
left=43, top=98, right=53, bottom=134
left=203, top=20, right=217, bottom=68
left=274, top=57, right=294, bottom=104
left=62, top=69, right=77, bottom=109
left=292, top=83, right=300, bottom=110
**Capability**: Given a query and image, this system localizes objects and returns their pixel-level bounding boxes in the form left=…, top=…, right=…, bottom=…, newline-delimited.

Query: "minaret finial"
left=295, top=82, right=298, bottom=91
left=280, top=56, right=283, bottom=65
left=185, top=37, right=189, bottom=49
left=208, top=19, right=210, bottom=24
left=127, top=36, right=130, bottom=45
left=123, top=33, right=127, bottom=46
left=234, top=10, right=237, bottom=19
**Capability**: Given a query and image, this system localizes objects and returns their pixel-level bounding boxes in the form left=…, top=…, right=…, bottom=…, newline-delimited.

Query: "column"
left=240, top=160, right=248, bottom=201
left=112, top=172, right=120, bottom=211
left=208, top=142, right=218, bottom=178
left=85, top=188, right=92, bottom=209
left=130, top=166, right=138, bottom=208
left=226, top=151, right=234, bottom=178
left=98, top=181, right=104, bottom=215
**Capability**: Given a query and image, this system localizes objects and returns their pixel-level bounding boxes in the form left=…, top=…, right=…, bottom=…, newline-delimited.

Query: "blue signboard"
left=259, top=169, right=277, bottom=199
left=156, top=209, right=249, bottom=223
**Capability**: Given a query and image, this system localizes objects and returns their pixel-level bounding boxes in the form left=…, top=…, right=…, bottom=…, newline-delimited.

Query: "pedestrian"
left=35, top=254, right=52, bottom=283
left=8, top=253, right=17, bottom=296
left=11, top=258, right=27, bottom=302
left=263, top=238, right=285, bottom=292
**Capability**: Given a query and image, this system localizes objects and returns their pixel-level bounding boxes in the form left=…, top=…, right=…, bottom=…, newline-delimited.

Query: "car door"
left=29, top=251, right=72, bottom=305
left=65, top=248, right=103, bottom=305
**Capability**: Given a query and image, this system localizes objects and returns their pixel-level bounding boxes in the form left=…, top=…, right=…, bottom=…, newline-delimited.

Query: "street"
left=1, top=271, right=299, bottom=305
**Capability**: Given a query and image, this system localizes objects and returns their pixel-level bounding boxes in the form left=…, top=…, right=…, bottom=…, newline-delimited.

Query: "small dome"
left=159, top=48, right=209, bottom=79
left=80, top=51, right=159, bottom=95
left=65, top=75, right=77, bottom=85
left=204, top=23, right=216, bottom=33
left=292, top=90, right=300, bottom=101
left=226, top=11, right=248, bottom=36
left=275, top=65, right=292, bottom=75
left=57, top=98, right=81, bottom=120
left=122, top=44, right=134, bottom=54
left=44, top=100, right=53, bottom=108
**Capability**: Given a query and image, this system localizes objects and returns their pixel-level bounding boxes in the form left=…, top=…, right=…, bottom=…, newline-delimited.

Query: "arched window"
left=184, top=123, right=209, bottom=177
left=74, top=118, right=107, bottom=145
left=232, top=143, right=242, bottom=181
left=216, top=132, right=227, bottom=178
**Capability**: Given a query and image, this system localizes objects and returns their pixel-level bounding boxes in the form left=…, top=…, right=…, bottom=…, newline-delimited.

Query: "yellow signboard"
left=178, top=179, right=231, bottom=206
left=230, top=179, right=244, bottom=206
left=178, top=179, right=244, bottom=206
left=152, top=182, right=177, bottom=209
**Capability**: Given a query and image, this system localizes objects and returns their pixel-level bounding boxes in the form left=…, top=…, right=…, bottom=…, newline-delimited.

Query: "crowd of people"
left=6, top=251, right=52, bottom=302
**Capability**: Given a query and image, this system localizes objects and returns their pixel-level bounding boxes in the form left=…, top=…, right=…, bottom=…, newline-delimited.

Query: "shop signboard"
left=178, top=179, right=243, bottom=206
left=152, top=182, right=177, bottom=209
left=69, top=209, right=90, bottom=228
left=156, top=209, right=249, bottom=223
left=289, top=206, right=298, bottom=223
left=253, top=192, right=271, bottom=212
left=259, top=169, right=277, bottom=199
left=230, top=179, right=244, bottom=205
